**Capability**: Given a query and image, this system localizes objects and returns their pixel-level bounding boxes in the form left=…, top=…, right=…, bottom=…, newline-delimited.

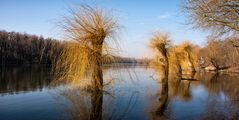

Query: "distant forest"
left=0, top=30, right=63, bottom=65
left=1, top=30, right=238, bottom=70
left=0, top=30, right=146, bottom=65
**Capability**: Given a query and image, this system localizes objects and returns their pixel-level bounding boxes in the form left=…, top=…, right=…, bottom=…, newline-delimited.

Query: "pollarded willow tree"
left=182, top=0, right=239, bottom=36
left=148, top=32, right=170, bottom=118
left=176, top=41, right=196, bottom=73
left=55, top=5, right=119, bottom=91
left=149, top=32, right=198, bottom=76
left=149, top=32, right=171, bottom=81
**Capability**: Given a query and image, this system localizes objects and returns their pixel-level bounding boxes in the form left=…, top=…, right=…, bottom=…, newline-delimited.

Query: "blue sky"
left=0, top=0, right=209, bottom=58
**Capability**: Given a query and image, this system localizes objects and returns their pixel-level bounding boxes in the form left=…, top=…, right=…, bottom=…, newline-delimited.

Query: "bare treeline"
left=183, top=0, right=239, bottom=72
left=183, top=0, right=239, bottom=36
left=0, top=30, right=63, bottom=65
left=200, top=36, right=239, bottom=70
left=0, top=30, right=140, bottom=66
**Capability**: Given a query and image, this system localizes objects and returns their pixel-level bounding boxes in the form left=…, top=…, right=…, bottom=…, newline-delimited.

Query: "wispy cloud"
left=157, top=13, right=171, bottom=19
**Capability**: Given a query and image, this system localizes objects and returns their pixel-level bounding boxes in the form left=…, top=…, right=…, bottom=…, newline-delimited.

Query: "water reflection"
left=54, top=86, right=139, bottom=120
left=198, top=72, right=239, bottom=120
left=0, top=65, right=52, bottom=95
left=149, top=70, right=239, bottom=119
left=53, top=66, right=140, bottom=120
left=152, top=78, right=169, bottom=120
left=0, top=66, right=239, bottom=119
left=54, top=86, right=103, bottom=120
left=169, top=74, right=195, bottom=102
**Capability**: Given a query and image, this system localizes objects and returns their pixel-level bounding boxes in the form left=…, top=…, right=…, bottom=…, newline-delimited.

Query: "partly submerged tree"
left=148, top=32, right=170, bottom=118
left=55, top=5, right=119, bottom=91
left=148, top=32, right=198, bottom=76
left=149, top=32, right=171, bottom=81
left=182, top=0, right=239, bottom=36
left=148, top=32, right=170, bottom=117
left=175, top=41, right=196, bottom=73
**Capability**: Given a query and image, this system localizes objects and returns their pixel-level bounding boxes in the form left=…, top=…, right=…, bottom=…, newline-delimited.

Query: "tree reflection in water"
left=150, top=68, right=195, bottom=118
left=148, top=64, right=170, bottom=119
left=0, top=65, right=51, bottom=95
left=155, top=77, right=168, bottom=117
left=1, top=66, right=239, bottom=119
left=198, top=72, right=239, bottom=120
left=54, top=86, right=139, bottom=120
left=149, top=69, right=239, bottom=119
left=53, top=66, right=139, bottom=120
left=90, top=90, right=103, bottom=120
left=56, top=87, right=104, bottom=120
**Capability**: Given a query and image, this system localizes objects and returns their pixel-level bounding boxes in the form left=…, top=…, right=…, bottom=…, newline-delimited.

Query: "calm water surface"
left=0, top=66, right=239, bottom=120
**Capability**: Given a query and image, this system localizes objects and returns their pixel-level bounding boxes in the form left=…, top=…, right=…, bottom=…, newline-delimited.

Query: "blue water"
left=0, top=66, right=238, bottom=120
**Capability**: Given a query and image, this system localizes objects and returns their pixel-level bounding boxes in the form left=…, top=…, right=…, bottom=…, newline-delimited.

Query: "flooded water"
left=0, top=65, right=239, bottom=120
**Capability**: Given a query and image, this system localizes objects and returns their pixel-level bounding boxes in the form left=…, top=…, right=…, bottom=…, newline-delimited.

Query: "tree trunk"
left=156, top=54, right=169, bottom=113
left=92, top=41, right=104, bottom=91
left=92, top=58, right=103, bottom=90
left=90, top=43, right=104, bottom=119
left=90, top=90, right=103, bottom=120
left=188, top=53, right=196, bottom=72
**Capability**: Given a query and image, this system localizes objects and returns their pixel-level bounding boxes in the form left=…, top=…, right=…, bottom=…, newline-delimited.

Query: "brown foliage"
left=55, top=5, right=119, bottom=90
left=149, top=31, right=198, bottom=75
left=149, top=32, right=171, bottom=79
left=199, top=36, right=239, bottom=69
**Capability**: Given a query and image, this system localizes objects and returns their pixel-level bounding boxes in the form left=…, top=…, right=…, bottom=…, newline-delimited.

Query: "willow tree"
left=55, top=5, right=119, bottom=91
left=176, top=41, right=196, bottom=73
left=182, top=0, right=239, bottom=36
left=148, top=32, right=170, bottom=118
left=149, top=32, right=171, bottom=82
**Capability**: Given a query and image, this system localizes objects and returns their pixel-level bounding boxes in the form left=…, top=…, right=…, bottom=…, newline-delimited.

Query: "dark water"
left=0, top=66, right=239, bottom=120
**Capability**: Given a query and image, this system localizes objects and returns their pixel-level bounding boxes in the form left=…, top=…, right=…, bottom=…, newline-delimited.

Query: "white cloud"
left=157, top=13, right=171, bottom=19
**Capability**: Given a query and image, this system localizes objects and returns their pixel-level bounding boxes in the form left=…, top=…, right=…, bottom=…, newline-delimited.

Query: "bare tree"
left=182, top=0, right=239, bottom=36
left=148, top=32, right=171, bottom=119
left=199, top=37, right=239, bottom=70
left=149, top=32, right=171, bottom=82
left=176, top=41, right=196, bottom=73
left=0, top=30, right=63, bottom=65
left=55, top=5, right=119, bottom=91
